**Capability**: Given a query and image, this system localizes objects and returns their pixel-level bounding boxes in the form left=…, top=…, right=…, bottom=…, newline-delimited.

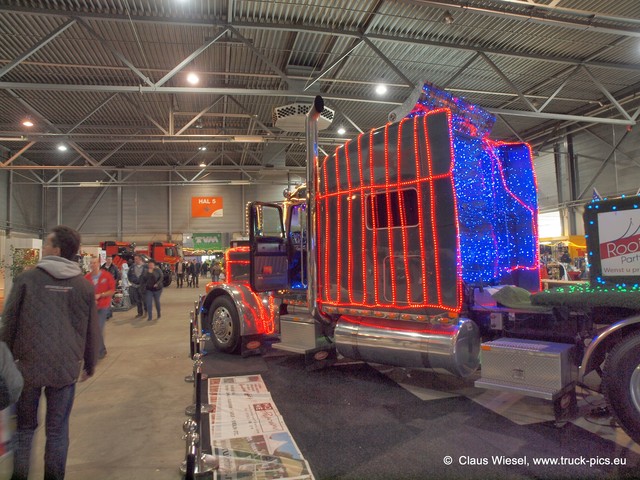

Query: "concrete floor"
left=0, top=284, right=201, bottom=480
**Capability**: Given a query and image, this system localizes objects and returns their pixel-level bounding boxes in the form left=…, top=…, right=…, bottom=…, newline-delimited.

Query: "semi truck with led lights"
left=199, top=84, right=640, bottom=444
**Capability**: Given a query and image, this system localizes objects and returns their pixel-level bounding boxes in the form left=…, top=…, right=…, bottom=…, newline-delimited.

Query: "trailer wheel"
left=209, top=296, right=240, bottom=354
left=602, top=331, right=640, bottom=443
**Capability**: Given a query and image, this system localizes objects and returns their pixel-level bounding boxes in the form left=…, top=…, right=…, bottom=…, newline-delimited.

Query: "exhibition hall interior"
left=1, top=1, right=640, bottom=479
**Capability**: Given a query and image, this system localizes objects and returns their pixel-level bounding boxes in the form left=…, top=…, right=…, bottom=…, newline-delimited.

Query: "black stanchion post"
left=185, top=353, right=214, bottom=416
left=189, top=314, right=195, bottom=360
left=185, top=311, right=196, bottom=383
left=195, top=297, right=211, bottom=357
left=180, top=363, right=216, bottom=478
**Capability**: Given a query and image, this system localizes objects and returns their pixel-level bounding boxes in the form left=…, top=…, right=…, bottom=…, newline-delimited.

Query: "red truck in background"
left=100, top=241, right=180, bottom=287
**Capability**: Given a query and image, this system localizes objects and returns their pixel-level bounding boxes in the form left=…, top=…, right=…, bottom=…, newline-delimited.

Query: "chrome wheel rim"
left=631, top=364, right=640, bottom=414
left=212, top=307, right=233, bottom=345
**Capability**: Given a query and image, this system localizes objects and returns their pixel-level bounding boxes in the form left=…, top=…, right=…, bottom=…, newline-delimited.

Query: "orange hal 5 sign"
left=192, top=196, right=224, bottom=217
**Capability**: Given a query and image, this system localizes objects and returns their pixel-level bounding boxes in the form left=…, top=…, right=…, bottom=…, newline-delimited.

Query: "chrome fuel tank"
left=334, top=316, right=480, bottom=378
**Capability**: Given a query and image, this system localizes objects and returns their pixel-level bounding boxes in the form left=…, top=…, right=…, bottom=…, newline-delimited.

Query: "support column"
left=554, top=140, right=569, bottom=237
left=566, top=134, right=579, bottom=235
left=6, top=171, right=13, bottom=235
left=116, top=171, right=123, bottom=241
left=56, top=172, right=62, bottom=226
left=41, top=178, right=46, bottom=236
left=168, top=172, right=173, bottom=241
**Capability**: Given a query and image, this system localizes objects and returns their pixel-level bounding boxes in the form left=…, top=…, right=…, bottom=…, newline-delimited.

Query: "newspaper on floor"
left=208, top=375, right=314, bottom=480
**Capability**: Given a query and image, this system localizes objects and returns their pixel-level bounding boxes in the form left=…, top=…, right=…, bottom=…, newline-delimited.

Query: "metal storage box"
left=475, top=338, right=574, bottom=400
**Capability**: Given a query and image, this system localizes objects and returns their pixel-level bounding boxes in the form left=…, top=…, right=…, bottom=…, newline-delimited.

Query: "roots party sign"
left=598, top=209, right=640, bottom=276
left=584, top=195, right=640, bottom=286
left=192, top=196, right=223, bottom=217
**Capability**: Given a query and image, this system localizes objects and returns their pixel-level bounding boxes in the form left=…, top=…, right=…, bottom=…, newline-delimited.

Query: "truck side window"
left=366, top=189, right=419, bottom=229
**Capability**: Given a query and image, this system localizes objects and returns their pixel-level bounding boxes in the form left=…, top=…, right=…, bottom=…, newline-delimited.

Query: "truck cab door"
left=249, top=202, right=289, bottom=292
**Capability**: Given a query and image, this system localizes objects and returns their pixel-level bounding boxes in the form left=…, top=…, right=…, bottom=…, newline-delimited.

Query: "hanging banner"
left=192, top=233, right=223, bottom=251
left=192, top=196, right=224, bottom=217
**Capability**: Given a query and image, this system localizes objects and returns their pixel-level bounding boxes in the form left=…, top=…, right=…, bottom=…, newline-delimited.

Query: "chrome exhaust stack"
left=334, top=317, right=481, bottom=378
left=306, top=96, right=331, bottom=325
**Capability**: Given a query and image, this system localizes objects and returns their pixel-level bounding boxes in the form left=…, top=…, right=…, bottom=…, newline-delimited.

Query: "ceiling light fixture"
left=194, top=118, right=204, bottom=129
left=442, top=11, right=455, bottom=24
left=375, top=84, right=388, bottom=95
left=187, top=72, right=200, bottom=85
left=57, top=144, right=68, bottom=151
left=337, top=127, right=346, bottom=135
left=22, top=117, right=34, bottom=127
left=199, top=162, right=206, bottom=167
left=199, top=146, right=207, bottom=151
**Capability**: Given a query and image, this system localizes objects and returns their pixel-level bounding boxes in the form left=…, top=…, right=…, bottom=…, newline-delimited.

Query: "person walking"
left=1, top=225, right=99, bottom=480
left=101, top=255, right=120, bottom=284
left=192, top=260, right=200, bottom=288
left=143, top=260, right=164, bottom=321
left=176, top=258, right=184, bottom=288
left=127, top=255, right=146, bottom=318
left=186, top=260, right=195, bottom=288
left=202, top=260, right=209, bottom=278
left=211, top=261, right=222, bottom=282
left=85, top=256, right=115, bottom=359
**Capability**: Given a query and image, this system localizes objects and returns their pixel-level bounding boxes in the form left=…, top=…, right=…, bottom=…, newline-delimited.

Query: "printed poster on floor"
left=208, top=375, right=314, bottom=480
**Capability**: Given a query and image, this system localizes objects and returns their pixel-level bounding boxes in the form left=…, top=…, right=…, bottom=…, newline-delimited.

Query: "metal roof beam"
left=577, top=129, right=632, bottom=200
left=415, top=0, right=640, bottom=38
left=76, top=18, right=154, bottom=87
left=304, top=40, right=365, bottom=92
left=484, top=108, right=632, bottom=126
left=66, top=93, right=118, bottom=134
left=124, top=97, right=169, bottom=135
left=4, top=89, right=116, bottom=180
left=583, top=128, right=640, bottom=169
left=441, top=52, right=480, bottom=88
left=537, top=66, right=579, bottom=113
left=0, top=143, right=42, bottom=182
left=226, top=26, right=291, bottom=87
left=1, top=82, right=632, bottom=125
left=176, top=97, right=224, bottom=135
left=227, top=96, right=276, bottom=136
left=45, top=157, right=80, bottom=184
left=582, top=66, right=633, bottom=121
left=3, top=7, right=640, bottom=70
left=0, top=18, right=76, bottom=79
left=0, top=141, right=35, bottom=167
left=360, top=36, right=414, bottom=88
left=478, top=52, right=537, bottom=112
left=155, top=28, right=228, bottom=87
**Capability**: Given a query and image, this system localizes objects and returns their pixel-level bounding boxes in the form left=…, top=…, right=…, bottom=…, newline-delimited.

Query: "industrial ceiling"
left=1, top=0, right=639, bottom=190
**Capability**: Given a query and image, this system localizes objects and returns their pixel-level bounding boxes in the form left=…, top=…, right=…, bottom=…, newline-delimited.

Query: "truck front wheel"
left=602, top=331, right=640, bottom=443
left=209, top=296, right=241, bottom=354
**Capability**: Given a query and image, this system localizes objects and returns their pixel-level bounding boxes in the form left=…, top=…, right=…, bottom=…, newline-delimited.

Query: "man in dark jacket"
left=127, top=254, right=146, bottom=317
left=1, top=225, right=99, bottom=480
left=101, top=255, right=120, bottom=283
left=143, top=260, right=164, bottom=321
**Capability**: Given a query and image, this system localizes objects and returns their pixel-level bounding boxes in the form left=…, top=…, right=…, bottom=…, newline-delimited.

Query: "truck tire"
left=602, top=331, right=640, bottom=443
left=208, top=296, right=240, bottom=354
